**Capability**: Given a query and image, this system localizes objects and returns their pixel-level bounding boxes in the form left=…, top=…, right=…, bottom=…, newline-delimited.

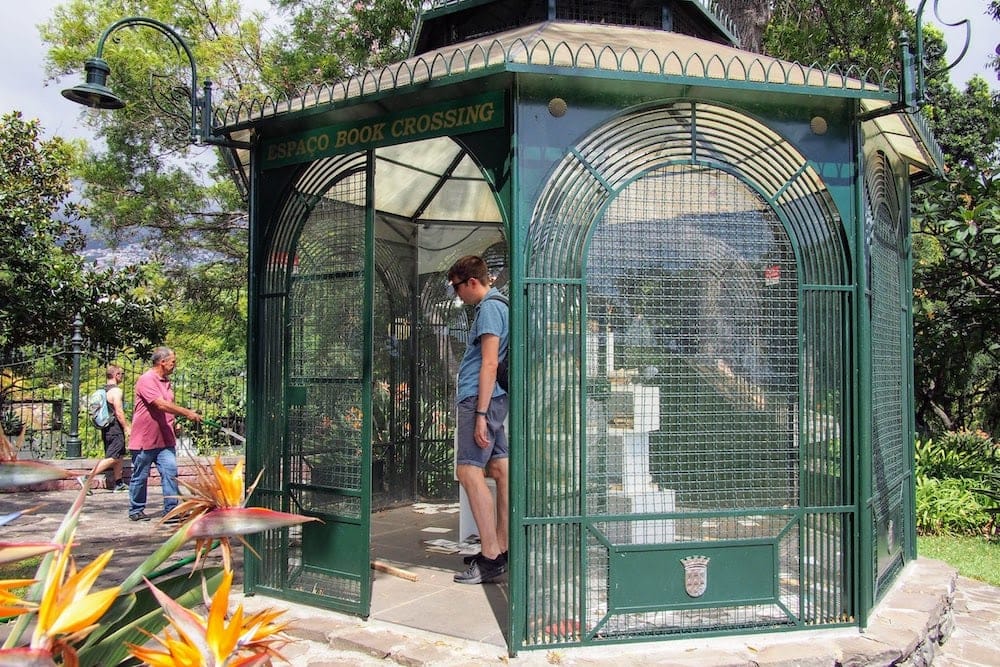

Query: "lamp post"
left=65, top=314, right=84, bottom=459
left=61, top=16, right=245, bottom=148
left=912, top=0, right=971, bottom=105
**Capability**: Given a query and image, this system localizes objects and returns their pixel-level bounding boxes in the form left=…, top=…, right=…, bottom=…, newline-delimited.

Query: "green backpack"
left=87, top=386, right=113, bottom=429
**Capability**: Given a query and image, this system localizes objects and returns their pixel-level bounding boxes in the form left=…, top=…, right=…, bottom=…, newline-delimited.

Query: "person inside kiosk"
left=447, top=255, right=510, bottom=584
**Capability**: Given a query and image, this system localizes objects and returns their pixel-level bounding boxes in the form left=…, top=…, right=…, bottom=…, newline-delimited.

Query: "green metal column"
left=852, top=109, right=875, bottom=627
left=508, top=80, right=526, bottom=657
left=902, top=176, right=918, bottom=563
left=244, top=135, right=262, bottom=594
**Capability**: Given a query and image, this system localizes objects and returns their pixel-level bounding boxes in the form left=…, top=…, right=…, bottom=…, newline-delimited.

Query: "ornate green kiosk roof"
left=217, top=18, right=943, bottom=191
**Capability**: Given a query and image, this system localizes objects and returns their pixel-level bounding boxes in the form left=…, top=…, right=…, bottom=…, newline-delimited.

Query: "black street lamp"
left=62, top=16, right=244, bottom=147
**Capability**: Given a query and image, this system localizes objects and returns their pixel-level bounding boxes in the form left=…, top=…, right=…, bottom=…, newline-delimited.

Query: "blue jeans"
left=128, top=447, right=179, bottom=517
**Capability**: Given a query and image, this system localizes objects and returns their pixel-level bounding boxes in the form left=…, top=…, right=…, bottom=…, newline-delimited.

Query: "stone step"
left=238, top=558, right=961, bottom=667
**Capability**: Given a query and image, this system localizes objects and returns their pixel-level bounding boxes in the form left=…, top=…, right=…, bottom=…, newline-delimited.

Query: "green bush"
left=916, top=476, right=990, bottom=535
left=915, top=429, right=999, bottom=536
left=915, top=429, right=997, bottom=481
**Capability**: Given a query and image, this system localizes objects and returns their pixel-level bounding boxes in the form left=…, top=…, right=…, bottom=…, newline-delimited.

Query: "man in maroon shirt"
left=127, top=347, right=202, bottom=521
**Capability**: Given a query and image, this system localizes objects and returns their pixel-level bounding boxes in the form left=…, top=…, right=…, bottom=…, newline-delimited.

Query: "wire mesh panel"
left=583, top=164, right=799, bottom=635
left=801, top=290, right=850, bottom=509
left=372, top=242, right=416, bottom=507
left=590, top=167, right=798, bottom=510
left=865, top=151, right=908, bottom=595
left=521, top=101, right=854, bottom=647
left=416, top=275, right=465, bottom=498
left=249, top=291, right=291, bottom=596
left=250, top=158, right=372, bottom=613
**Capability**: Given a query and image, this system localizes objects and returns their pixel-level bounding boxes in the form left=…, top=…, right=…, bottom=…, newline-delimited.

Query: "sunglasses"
left=450, top=278, right=469, bottom=291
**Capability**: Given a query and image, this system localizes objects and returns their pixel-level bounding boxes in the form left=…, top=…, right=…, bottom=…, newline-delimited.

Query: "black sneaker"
left=464, top=550, right=507, bottom=565
left=454, top=554, right=507, bottom=584
left=113, top=482, right=128, bottom=492
left=129, top=512, right=152, bottom=522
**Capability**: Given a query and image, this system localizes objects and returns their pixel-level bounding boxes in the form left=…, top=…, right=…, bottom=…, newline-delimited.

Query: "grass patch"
left=918, top=534, right=1000, bottom=586
left=0, top=555, right=41, bottom=581
left=0, top=555, right=42, bottom=607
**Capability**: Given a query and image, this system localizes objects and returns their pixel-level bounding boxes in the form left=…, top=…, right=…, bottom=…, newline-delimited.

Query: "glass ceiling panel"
left=374, top=166, right=442, bottom=218
left=372, top=136, right=497, bottom=222
left=420, top=175, right=502, bottom=222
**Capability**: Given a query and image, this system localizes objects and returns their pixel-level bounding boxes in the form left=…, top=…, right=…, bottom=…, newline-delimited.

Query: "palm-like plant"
left=0, top=431, right=311, bottom=666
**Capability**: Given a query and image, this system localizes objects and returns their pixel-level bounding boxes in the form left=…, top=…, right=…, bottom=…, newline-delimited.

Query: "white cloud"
left=1, top=1, right=88, bottom=139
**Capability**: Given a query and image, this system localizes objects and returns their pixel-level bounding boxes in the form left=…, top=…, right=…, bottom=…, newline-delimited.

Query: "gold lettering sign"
left=261, top=92, right=504, bottom=169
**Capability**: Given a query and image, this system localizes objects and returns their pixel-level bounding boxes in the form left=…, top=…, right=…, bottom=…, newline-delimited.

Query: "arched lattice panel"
left=520, top=101, right=853, bottom=646
left=865, top=150, right=908, bottom=598
left=251, top=151, right=372, bottom=612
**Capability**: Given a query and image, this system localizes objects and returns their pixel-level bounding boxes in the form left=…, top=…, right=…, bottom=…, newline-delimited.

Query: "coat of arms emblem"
left=681, top=555, right=710, bottom=598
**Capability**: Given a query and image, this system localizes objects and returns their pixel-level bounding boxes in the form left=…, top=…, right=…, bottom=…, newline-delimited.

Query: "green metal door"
left=288, top=166, right=373, bottom=615
left=248, top=154, right=374, bottom=616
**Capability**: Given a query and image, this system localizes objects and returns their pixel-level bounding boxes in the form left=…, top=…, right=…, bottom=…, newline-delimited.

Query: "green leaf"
left=77, top=567, right=225, bottom=667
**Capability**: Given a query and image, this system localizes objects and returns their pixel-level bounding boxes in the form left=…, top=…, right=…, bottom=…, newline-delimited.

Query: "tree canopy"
left=36, top=0, right=425, bottom=363
left=23, top=0, right=1000, bottom=437
left=265, top=0, right=422, bottom=95
left=763, top=0, right=909, bottom=72
left=0, top=111, right=164, bottom=353
left=912, top=66, right=1000, bottom=434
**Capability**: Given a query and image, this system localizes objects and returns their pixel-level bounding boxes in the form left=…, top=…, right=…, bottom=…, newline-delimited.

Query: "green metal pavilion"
left=216, top=0, right=943, bottom=653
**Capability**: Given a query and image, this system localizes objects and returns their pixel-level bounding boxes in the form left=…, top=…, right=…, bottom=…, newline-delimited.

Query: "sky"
left=1, top=0, right=272, bottom=141
left=1, top=0, right=997, bottom=142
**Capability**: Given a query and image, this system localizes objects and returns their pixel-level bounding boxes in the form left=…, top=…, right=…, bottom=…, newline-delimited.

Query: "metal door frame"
left=245, top=153, right=375, bottom=616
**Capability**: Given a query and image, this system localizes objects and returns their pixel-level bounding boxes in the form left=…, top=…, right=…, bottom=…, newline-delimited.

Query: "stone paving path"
left=935, top=575, right=1000, bottom=667
left=240, top=556, right=999, bottom=666
left=2, top=486, right=997, bottom=666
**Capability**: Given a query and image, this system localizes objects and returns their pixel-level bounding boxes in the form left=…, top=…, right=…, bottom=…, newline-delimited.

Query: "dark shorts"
left=456, top=394, right=509, bottom=468
left=102, top=422, right=126, bottom=459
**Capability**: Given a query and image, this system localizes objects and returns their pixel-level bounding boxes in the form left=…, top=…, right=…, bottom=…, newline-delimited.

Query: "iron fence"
left=1, top=323, right=246, bottom=459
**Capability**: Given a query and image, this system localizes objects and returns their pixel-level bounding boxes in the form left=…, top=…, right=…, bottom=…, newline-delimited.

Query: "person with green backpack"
left=78, top=364, right=130, bottom=494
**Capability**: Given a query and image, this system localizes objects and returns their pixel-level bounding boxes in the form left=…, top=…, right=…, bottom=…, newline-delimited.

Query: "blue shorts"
left=456, top=394, right=509, bottom=468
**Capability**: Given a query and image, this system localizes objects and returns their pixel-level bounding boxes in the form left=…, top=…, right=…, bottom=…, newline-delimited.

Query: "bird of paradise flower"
left=128, top=569, right=289, bottom=666
left=163, top=456, right=321, bottom=571
left=0, top=529, right=119, bottom=666
left=0, top=452, right=316, bottom=666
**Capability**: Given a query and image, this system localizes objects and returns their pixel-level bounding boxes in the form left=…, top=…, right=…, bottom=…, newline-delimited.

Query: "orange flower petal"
left=45, top=586, right=120, bottom=637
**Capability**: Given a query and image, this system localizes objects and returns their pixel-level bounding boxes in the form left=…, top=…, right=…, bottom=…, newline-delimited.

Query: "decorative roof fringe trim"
left=216, top=33, right=898, bottom=129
